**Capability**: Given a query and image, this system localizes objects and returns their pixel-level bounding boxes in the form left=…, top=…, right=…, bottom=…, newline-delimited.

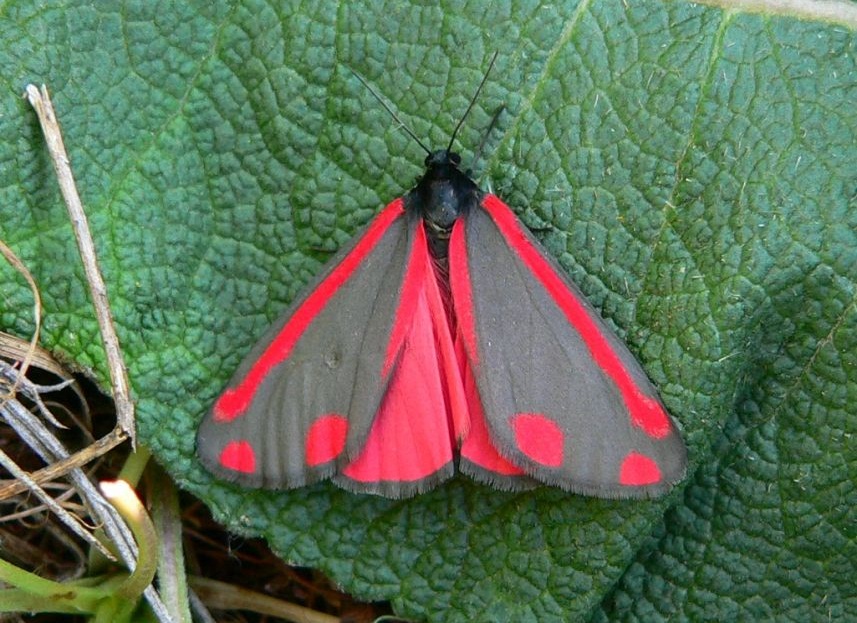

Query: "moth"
left=197, top=55, right=687, bottom=498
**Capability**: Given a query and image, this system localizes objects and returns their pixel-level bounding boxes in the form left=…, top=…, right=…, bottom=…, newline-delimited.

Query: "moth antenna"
left=446, top=51, right=499, bottom=154
left=349, top=67, right=431, bottom=156
left=467, top=103, right=506, bottom=176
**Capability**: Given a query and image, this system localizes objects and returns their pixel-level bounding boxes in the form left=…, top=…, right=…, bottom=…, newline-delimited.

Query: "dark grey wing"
left=197, top=201, right=413, bottom=489
left=453, top=195, right=686, bottom=498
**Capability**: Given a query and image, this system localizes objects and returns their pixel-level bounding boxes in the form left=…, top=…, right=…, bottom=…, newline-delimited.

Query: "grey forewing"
left=463, top=205, right=686, bottom=495
left=198, top=213, right=412, bottom=488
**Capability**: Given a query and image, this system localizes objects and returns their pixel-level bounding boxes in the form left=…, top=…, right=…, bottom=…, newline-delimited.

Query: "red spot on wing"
left=219, top=440, right=256, bottom=474
left=305, top=414, right=348, bottom=466
left=481, top=195, right=671, bottom=439
left=511, top=413, right=564, bottom=467
left=619, top=451, right=662, bottom=485
left=343, top=222, right=463, bottom=483
left=213, top=200, right=406, bottom=422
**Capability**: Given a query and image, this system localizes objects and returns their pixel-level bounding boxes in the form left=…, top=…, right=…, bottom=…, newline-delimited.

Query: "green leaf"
left=1, top=1, right=855, bottom=621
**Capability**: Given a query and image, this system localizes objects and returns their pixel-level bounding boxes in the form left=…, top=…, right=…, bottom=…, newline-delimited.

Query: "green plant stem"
left=118, top=445, right=152, bottom=487
left=99, top=480, right=159, bottom=600
left=0, top=557, right=104, bottom=613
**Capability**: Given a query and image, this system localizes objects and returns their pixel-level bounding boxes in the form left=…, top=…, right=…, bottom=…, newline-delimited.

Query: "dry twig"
left=23, top=84, right=135, bottom=445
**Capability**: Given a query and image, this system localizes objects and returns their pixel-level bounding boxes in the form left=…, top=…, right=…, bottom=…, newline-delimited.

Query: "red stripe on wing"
left=459, top=348, right=526, bottom=476
left=450, top=219, right=526, bottom=476
left=448, top=218, right=479, bottom=366
left=213, top=200, right=406, bottom=422
left=481, top=195, right=670, bottom=439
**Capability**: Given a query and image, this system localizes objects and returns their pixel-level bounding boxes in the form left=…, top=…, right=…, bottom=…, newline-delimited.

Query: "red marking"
left=343, top=223, right=460, bottom=483
left=219, top=440, right=256, bottom=474
left=459, top=341, right=525, bottom=476
left=382, top=221, right=428, bottom=375
left=452, top=221, right=523, bottom=475
left=213, top=200, right=406, bottom=422
left=511, top=413, right=564, bottom=467
left=619, top=451, right=662, bottom=485
left=305, top=414, right=348, bottom=466
left=481, top=195, right=671, bottom=439
left=448, top=219, right=479, bottom=365
left=429, top=230, right=470, bottom=443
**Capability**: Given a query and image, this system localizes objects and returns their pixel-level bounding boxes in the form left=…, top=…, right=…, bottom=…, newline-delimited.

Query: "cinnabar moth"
left=197, top=54, right=687, bottom=498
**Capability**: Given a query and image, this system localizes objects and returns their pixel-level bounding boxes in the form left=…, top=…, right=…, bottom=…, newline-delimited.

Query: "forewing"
left=451, top=195, right=687, bottom=497
left=197, top=200, right=411, bottom=488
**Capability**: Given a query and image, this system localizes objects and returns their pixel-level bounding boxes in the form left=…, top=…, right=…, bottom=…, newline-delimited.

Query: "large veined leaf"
left=1, top=1, right=854, bottom=621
